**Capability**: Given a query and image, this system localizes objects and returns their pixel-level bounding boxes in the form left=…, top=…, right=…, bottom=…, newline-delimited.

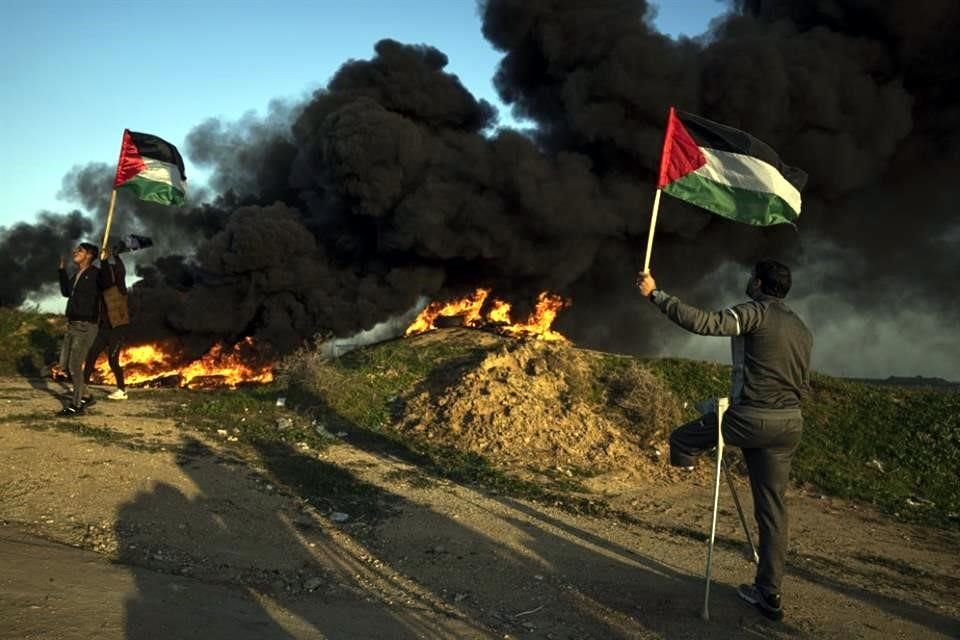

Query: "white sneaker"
left=107, top=389, right=128, bottom=400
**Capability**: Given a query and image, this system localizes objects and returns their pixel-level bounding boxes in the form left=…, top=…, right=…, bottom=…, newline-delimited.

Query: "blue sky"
left=0, top=0, right=725, bottom=228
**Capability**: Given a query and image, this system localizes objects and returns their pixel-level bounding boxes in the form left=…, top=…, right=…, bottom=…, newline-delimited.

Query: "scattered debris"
left=329, top=512, right=350, bottom=523
left=514, top=604, right=544, bottom=618
left=865, top=459, right=885, bottom=473
left=276, top=397, right=287, bottom=407
left=313, top=420, right=335, bottom=438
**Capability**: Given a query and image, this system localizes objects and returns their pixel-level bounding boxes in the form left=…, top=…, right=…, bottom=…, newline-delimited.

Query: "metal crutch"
left=701, top=397, right=729, bottom=621
left=723, top=457, right=760, bottom=564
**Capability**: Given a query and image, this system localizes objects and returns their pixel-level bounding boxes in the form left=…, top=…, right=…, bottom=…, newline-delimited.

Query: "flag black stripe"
left=129, top=131, right=187, bottom=180
left=677, top=111, right=807, bottom=191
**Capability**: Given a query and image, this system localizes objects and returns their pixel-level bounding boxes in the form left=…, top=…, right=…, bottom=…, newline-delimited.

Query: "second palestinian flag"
left=114, top=130, right=187, bottom=206
left=657, top=108, right=806, bottom=226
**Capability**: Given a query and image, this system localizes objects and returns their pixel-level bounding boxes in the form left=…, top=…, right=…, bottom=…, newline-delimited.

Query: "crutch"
left=723, top=457, right=759, bottom=564
left=701, top=397, right=729, bottom=621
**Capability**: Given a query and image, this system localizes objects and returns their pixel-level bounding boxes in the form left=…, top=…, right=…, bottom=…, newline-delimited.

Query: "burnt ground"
left=0, top=376, right=958, bottom=639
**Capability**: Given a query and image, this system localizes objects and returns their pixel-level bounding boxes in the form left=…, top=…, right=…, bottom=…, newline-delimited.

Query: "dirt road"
left=1, top=377, right=957, bottom=639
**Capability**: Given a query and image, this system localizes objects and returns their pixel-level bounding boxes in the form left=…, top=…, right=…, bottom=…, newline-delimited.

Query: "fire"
left=405, top=289, right=571, bottom=342
left=498, top=292, right=569, bottom=341
left=404, top=288, right=490, bottom=335
left=90, top=336, right=274, bottom=388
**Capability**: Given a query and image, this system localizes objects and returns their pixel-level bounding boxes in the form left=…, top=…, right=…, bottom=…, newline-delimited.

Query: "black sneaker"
left=58, top=405, right=84, bottom=417
left=738, top=583, right=783, bottom=621
left=80, top=395, right=96, bottom=407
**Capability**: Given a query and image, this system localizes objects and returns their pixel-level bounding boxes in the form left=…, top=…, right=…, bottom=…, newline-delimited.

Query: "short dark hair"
left=77, top=242, right=98, bottom=257
left=754, top=259, right=791, bottom=298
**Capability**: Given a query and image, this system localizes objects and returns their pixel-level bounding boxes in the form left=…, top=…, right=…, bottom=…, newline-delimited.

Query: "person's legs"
left=67, top=322, right=98, bottom=408
left=736, top=417, right=802, bottom=598
left=668, top=412, right=720, bottom=467
left=83, top=327, right=109, bottom=385
left=107, top=327, right=125, bottom=391
left=59, top=329, right=75, bottom=373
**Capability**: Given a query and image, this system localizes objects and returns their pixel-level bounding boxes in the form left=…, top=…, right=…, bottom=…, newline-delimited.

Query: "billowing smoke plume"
left=3, top=1, right=958, bottom=379
left=0, top=211, right=92, bottom=307
left=478, top=0, right=960, bottom=379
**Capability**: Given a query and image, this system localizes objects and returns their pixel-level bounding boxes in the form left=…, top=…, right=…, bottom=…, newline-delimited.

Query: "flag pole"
left=100, top=189, right=118, bottom=260
left=642, top=188, right=662, bottom=273
left=643, top=106, right=676, bottom=274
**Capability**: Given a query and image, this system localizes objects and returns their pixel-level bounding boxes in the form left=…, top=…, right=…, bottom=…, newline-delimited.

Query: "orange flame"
left=404, top=288, right=490, bottom=335
left=90, top=337, right=274, bottom=388
left=405, top=289, right=571, bottom=342
left=498, top=292, right=570, bottom=342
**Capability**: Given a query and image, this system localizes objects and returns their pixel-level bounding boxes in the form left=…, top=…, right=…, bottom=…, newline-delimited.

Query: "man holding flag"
left=637, top=108, right=813, bottom=621
left=53, top=126, right=183, bottom=411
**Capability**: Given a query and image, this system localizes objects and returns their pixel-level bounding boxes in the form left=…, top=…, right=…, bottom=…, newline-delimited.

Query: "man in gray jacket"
left=637, top=259, right=812, bottom=621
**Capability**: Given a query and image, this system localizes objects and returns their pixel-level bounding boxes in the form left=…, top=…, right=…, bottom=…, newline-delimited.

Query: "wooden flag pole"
left=642, top=106, right=676, bottom=274
left=642, top=187, right=663, bottom=273
left=100, top=189, right=118, bottom=260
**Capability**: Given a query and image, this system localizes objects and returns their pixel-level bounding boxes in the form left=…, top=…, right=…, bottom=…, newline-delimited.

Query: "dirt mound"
left=400, top=338, right=683, bottom=472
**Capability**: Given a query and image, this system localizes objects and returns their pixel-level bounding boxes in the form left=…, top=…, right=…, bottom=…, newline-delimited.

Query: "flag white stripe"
left=139, top=158, right=186, bottom=193
left=694, top=148, right=801, bottom=215
left=726, top=308, right=741, bottom=335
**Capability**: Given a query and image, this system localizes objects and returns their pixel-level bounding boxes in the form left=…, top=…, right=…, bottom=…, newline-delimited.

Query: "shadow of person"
left=18, top=365, right=70, bottom=404
left=116, top=445, right=302, bottom=639
left=248, top=394, right=754, bottom=638
left=246, top=438, right=644, bottom=638
left=17, top=328, right=72, bottom=404
left=116, top=437, right=495, bottom=639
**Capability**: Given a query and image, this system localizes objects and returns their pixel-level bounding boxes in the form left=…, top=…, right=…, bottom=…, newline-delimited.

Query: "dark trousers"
left=59, top=320, right=98, bottom=408
left=669, top=408, right=802, bottom=596
left=83, top=325, right=126, bottom=390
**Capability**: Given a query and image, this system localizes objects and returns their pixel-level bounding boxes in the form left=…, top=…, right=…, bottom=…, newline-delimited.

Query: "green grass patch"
left=170, top=384, right=337, bottom=451
left=0, top=308, right=64, bottom=376
left=798, top=374, right=959, bottom=527
left=289, top=334, right=491, bottom=431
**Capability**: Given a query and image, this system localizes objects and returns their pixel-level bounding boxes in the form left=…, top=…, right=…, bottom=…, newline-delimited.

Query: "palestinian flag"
left=657, top=108, right=806, bottom=226
left=113, top=129, right=186, bottom=206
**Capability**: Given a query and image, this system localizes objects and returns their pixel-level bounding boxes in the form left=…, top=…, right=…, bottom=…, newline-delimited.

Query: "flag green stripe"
left=120, top=175, right=185, bottom=206
left=663, top=172, right=798, bottom=226
left=698, top=147, right=802, bottom=214
left=137, top=158, right=187, bottom=193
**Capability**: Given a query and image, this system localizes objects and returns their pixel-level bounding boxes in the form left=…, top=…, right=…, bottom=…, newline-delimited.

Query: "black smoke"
left=479, top=0, right=960, bottom=377
left=0, top=211, right=92, bottom=307
left=3, top=1, right=958, bottom=378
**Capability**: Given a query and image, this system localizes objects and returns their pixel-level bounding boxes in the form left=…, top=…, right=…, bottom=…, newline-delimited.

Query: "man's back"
left=738, top=297, right=812, bottom=410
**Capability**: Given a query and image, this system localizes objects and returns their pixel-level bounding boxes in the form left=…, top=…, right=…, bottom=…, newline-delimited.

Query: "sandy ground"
left=0, top=376, right=957, bottom=639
